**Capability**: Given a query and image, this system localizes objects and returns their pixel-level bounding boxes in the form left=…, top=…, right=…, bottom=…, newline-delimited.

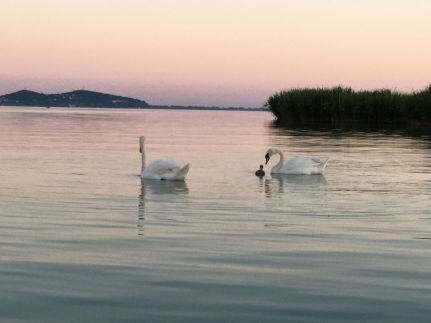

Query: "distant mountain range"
left=0, top=89, right=150, bottom=108
left=0, top=89, right=264, bottom=111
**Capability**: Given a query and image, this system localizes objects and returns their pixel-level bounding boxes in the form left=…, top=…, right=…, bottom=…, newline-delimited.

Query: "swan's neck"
left=140, top=137, right=146, bottom=173
left=272, top=149, right=284, bottom=172
left=141, top=152, right=146, bottom=173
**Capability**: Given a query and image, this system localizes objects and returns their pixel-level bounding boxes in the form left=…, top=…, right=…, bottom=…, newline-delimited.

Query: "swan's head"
left=139, top=136, right=146, bottom=153
left=265, top=148, right=277, bottom=164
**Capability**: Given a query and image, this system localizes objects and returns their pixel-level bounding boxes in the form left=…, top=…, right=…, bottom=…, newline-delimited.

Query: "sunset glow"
left=1, top=0, right=430, bottom=107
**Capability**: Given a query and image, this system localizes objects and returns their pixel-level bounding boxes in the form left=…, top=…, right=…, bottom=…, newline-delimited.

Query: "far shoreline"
left=0, top=105, right=267, bottom=112
left=0, top=89, right=265, bottom=111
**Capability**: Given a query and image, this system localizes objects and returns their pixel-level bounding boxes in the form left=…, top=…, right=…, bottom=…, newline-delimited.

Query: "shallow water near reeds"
left=1, top=107, right=431, bottom=322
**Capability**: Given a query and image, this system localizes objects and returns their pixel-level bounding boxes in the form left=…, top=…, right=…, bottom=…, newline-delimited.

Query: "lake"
left=1, top=107, right=431, bottom=322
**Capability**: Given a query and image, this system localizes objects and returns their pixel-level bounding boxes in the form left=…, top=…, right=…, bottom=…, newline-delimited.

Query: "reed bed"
left=266, top=86, right=431, bottom=129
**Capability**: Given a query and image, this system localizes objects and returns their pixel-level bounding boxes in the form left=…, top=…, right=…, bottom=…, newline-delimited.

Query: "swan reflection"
left=273, top=173, right=327, bottom=185
left=261, top=174, right=327, bottom=197
left=138, top=178, right=189, bottom=235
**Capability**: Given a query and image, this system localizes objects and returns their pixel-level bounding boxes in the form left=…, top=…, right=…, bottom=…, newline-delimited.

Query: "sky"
left=1, top=0, right=430, bottom=107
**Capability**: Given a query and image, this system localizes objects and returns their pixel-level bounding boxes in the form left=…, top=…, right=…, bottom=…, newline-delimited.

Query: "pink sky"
left=1, top=0, right=430, bottom=107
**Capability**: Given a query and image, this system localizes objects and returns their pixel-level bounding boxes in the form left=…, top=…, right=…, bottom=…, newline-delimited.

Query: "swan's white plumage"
left=140, top=136, right=190, bottom=181
left=276, top=156, right=328, bottom=174
left=144, top=159, right=181, bottom=174
left=265, top=148, right=328, bottom=175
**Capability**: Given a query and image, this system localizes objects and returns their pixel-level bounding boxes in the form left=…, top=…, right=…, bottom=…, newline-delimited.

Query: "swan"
left=265, top=148, right=329, bottom=175
left=139, top=136, right=190, bottom=180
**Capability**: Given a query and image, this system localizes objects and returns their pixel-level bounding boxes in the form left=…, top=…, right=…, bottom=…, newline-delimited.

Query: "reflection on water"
left=1, top=108, right=431, bottom=323
left=268, top=120, right=431, bottom=139
left=271, top=173, right=327, bottom=187
left=258, top=174, right=327, bottom=197
left=140, top=178, right=189, bottom=196
left=138, top=178, right=189, bottom=235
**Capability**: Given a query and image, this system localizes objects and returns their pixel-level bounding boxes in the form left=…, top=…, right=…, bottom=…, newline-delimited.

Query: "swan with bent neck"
left=265, top=148, right=329, bottom=175
left=140, top=136, right=190, bottom=181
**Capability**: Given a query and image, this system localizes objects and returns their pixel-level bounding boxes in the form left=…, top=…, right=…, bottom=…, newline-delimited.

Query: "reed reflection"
left=138, top=178, right=189, bottom=235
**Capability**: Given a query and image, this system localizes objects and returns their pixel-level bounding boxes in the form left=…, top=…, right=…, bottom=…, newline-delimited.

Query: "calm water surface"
left=1, top=107, right=431, bottom=322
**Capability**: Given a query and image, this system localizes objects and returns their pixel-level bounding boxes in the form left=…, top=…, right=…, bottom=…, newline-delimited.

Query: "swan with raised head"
left=265, top=148, right=329, bottom=175
left=139, top=136, right=190, bottom=180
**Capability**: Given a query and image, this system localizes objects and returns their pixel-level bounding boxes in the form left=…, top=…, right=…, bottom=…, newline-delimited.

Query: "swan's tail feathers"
left=311, top=157, right=329, bottom=174
left=318, top=158, right=329, bottom=172
left=174, top=163, right=190, bottom=181
left=311, top=157, right=323, bottom=164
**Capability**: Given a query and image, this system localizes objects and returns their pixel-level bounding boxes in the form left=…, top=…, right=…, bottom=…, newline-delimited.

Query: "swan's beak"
left=139, top=136, right=145, bottom=153
left=265, top=153, right=270, bottom=165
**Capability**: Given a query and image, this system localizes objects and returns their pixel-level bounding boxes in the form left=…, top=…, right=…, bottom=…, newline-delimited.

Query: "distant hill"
left=0, top=89, right=150, bottom=108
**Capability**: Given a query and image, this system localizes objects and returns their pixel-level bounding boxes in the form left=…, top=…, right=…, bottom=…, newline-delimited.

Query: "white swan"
left=140, top=136, right=190, bottom=181
left=265, top=148, right=329, bottom=175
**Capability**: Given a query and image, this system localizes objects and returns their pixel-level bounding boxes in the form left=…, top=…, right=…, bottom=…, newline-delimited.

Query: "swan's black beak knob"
left=265, top=153, right=270, bottom=165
